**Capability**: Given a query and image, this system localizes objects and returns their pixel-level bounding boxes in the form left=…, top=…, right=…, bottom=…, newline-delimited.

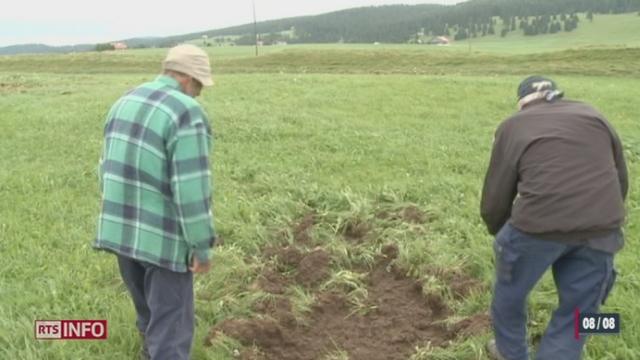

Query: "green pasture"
left=456, top=13, right=640, bottom=53
left=1, top=37, right=640, bottom=360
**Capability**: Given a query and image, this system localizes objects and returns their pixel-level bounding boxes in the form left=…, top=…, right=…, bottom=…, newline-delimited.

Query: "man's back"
left=510, top=100, right=625, bottom=234
left=481, top=99, right=627, bottom=243
left=96, top=75, right=214, bottom=273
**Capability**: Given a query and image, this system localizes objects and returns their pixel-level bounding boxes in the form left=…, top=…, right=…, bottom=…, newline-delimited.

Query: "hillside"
left=0, top=43, right=94, bottom=56
left=139, top=0, right=640, bottom=46
left=1, top=0, right=639, bottom=54
left=449, top=13, right=640, bottom=53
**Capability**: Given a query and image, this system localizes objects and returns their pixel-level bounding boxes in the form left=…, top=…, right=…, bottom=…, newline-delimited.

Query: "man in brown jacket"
left=481, top=76, right=627, bottom=360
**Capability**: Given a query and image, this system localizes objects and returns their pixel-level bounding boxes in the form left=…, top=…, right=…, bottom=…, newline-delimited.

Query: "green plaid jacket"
left=94, top=75, right=215, bottom=272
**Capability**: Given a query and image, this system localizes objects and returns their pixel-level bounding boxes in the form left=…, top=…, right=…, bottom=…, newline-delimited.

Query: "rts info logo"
left=35, top=320, right=108, bottom=340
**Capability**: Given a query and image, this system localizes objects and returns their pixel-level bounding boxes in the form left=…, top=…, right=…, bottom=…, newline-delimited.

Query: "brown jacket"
left=480, top=99, right=627, bottom=248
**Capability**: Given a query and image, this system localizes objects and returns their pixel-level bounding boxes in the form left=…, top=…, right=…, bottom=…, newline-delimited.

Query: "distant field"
left=453, top=13, right=640, bottom=53
left=1, top=35, right=640, bottom=360
left=2, top=45, right=640, bottom=79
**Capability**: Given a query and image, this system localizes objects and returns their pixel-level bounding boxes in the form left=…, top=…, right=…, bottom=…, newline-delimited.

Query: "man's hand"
left=189, top=256, right=211, bottom=274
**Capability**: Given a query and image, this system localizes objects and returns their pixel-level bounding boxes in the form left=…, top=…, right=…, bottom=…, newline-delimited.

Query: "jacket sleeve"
left=599, top=116, right=628, bottom=201
left=480, top=125, right=519, bottom=235
left=168, top=109, right=216, bottom=264
left=611, top=129, right=628, bottom=200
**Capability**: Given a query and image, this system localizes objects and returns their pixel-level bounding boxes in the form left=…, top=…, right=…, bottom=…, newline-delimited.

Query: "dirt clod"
left=450, top=313, right=492, bottom=339
left=256, top=269, right=289, bottom=295
left=295, top=249, right=331, bottom=287
left=381, top=243, right=399, bottom=260
left=340, top=218, right=371, bottom=241
left=400, top=205, right=428, bottom=223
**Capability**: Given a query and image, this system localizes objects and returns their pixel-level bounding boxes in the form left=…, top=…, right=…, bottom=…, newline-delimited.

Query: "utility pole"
left=253, top=0, right=258, bottom=56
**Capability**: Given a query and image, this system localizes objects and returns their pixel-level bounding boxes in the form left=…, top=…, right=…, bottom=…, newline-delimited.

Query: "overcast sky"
left=0, top=0, right=465, bottom=47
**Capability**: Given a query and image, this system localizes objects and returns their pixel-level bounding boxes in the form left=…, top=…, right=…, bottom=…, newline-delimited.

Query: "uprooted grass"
left=205, top=200, right=489, bottom=360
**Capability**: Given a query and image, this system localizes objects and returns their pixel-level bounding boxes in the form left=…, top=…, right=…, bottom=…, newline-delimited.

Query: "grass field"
left=456, top=13, right=640, bottom=53
left=1, top=19, right=640, bottom=360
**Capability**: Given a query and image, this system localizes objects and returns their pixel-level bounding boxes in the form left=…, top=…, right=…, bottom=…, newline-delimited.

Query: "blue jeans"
left=491, top=224, right=617, bottom=360
left=117, top=255, right=195, bottom=360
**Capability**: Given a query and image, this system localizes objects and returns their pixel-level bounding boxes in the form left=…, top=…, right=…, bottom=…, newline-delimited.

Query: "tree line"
left=119, top=0, right=640, bottom=47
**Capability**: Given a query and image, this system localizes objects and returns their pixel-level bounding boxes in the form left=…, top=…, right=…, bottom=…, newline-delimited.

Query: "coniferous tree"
left=519, top=18, right=527, bottom=29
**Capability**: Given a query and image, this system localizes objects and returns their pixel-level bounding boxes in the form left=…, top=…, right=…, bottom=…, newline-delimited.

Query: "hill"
left=0, top=43, right=94, bottom=56
left=1, top=0, right=639, bottom=54
left=141, top=0, right=640, bottom=46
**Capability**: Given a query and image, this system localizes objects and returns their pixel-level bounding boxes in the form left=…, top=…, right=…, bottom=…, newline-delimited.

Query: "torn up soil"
left=295, top=249, right=331, bottom=287
left=259, top=246, right=331, bottom=292
left=449, top=312, right=492, bottom=339
left=428, top=267, right=487, bottom=300
left=255, top=268, right=290, bottom=295
left=208, top=244, right=487, bottom=360
left=339, top=217, right=372, bottom=241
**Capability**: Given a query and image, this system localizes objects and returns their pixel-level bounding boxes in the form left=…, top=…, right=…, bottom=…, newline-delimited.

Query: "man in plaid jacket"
left=95, top=44, right=216, bottom=360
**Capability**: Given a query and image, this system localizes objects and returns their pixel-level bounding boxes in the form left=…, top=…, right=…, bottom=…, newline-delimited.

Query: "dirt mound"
left=339, top=218, right=371, bottom=241
left=256, top=268, right=290, bottom=295
left=381, top=243, right=400, bottom=260
left=209, top=253, right=460, bottom=360
left=400, top=205, right=428, bottom=223
left=252, top=297, right=297, bottom=327
left=263, top=245, right=304, bottom=270
left=259, top=245, right=331, bottom=292
left=295, top=249, right=331, bottom=287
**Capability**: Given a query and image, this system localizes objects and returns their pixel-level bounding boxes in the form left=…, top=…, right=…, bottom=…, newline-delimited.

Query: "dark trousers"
left=491, top=224, right=617, bottom=360
left=117, top=255, right=194, bottom=360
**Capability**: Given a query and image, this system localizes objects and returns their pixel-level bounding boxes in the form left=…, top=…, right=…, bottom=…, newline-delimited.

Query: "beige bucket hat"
left=162, top=44, right=213, bottom=86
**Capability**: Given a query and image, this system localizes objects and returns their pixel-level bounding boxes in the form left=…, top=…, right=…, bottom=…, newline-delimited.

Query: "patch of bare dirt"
left=211, top=209, right=489, bottom=360
left=381, top=243, right=400, bottom=260
left=450, top=313, right=492, bottom=339
left=263, top=245, right=304, bottom=270
left=255, top=268, right=290, bottom=295
left=252, top=297, right=297, bottom=327
left=208, top=249, right=461, bottom=360
left=259, top=245, right=331, bottom=291
left=295, top=248, right=331, bottom=287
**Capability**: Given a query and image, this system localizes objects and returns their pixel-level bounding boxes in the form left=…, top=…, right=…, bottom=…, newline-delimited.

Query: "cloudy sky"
left=0, top=0, right=465, bottom=47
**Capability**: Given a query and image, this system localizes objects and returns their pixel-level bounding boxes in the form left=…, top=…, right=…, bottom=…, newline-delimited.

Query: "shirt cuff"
left=192, top=248, right=210, bottom=264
